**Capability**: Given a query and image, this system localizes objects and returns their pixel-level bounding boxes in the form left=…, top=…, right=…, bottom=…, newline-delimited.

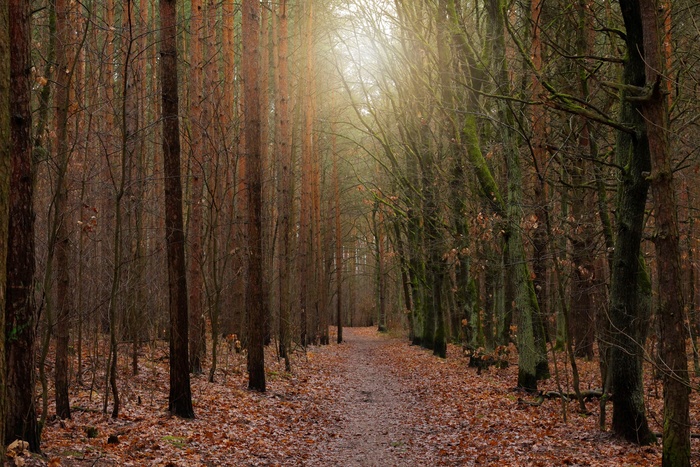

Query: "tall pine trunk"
left=5, top=0, right=40, bottom=451
left=275, top=0, right=292, bottom=369
left=188, top=0, right=205, bottom=375
left=298, top=0, right=315, bottom=346
left=333, top=129, right=343, bottom=344
left=528, top=0, right=551, bottom=359
left=53, top=0, right=85, bottom=421
left=242, top=0, right=266, bottom=392
left=160, top=0, right=194, bottom=418
left=0, top=0, right=10, bottom=459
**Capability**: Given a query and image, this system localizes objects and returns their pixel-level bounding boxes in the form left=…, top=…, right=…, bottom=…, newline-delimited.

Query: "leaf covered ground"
left=14, top=327, right=700, bottom=466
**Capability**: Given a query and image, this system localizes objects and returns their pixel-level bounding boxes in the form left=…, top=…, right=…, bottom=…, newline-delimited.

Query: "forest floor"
left=12, top=327, right=700, bottom=466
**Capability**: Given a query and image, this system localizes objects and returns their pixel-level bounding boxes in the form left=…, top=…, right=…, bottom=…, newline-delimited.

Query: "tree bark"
left=609, top=0, right=655, bottom=445
left=438, top=0, right=476, bottom=348
left=260, top=2, right=273, bottom=347
left=638, top=0, right=690, bottom=463
left=529, top=0, right=551, bottom=353
left=298, top=0, right=315, bottom=346
left=457, top=0, right=549, bottom=389
left=242, top=0, right=266, bottom=392
left=275, top=0, right=292, bottom=369
left=5, top=0, right=40, bottom=451
left=160, top=0, right=194, bottom=418
left=187, top=0, right=205, bottom=375
left=333, top=128, right=343, bottom=344
left=568, top=0, right=598, bottom=361
left=0, top=0, right=10, bottom=460
left=53, top=0, right=84, bottom=421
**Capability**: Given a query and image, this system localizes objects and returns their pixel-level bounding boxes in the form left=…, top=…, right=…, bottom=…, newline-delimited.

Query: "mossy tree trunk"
left=567, top=0, right=598, bottom=361
left=333, top=130, right=343, bottom=344
left=438, top=0, right=476, bottom=348
left=445, top=0, right=549, bottom=389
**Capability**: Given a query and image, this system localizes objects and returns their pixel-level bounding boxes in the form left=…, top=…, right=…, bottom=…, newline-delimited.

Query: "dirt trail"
left=307, top=328, right=430, bottom=466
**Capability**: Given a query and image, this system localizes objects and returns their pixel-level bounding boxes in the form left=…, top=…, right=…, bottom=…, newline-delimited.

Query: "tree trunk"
left=129, top=0, right=148, bottom=378
left=242, top=0, right=266, bottom=392
left=374, top=206, right=387, bottom=333
left=0, top=0, right=10, bottom=460
left=528, top=0, right=552, bottom=360
left=188, top=0, right=205, bottom=375
left=450, top=0, right=548, bottom=389
left=275, top=0, right=292, bottom=369
left=438, top=0, right=476, bottom=348
left=333, top=129, right=343, bottom=344
left=608, top=0, right=655, bottom=446
left=5, top=0, right=40, bottom=451
left=688, top=186, right=700, bottom=376
left=349, top=239, right=357, bottom=327
left=638, top=0, right=690, bottom=463
left=160, top=0, right=194, bottom=418
left=53, top=0, right=84, bottom=421
left=568, top=0, right=598, bottom=361
left=260, top=2, right=274, bottom=347
left=298, top=0, right=315, bottom=346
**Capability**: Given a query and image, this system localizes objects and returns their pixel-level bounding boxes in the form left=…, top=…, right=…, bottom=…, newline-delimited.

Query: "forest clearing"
left=5, top=327, right=695, bottom=466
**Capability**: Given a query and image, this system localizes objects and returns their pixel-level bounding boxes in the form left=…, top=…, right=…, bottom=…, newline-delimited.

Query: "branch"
left=596, top=27, right=627, bottom=41
left=503, top=7, right=634, bottom=134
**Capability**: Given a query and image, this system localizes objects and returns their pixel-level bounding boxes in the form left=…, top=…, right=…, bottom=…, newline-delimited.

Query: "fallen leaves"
left=32, top=327, right=700, bottom=466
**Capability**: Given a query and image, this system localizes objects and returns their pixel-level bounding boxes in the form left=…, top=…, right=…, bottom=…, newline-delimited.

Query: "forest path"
left=306, top=327, right=441, bottom=466
left=301, top=328, right=688, bottom=467
left=34, top=326, right=678, bottom=466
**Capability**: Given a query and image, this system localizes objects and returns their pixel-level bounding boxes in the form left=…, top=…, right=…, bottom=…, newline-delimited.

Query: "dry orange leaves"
left=21, top=327, right=699, bottom=466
